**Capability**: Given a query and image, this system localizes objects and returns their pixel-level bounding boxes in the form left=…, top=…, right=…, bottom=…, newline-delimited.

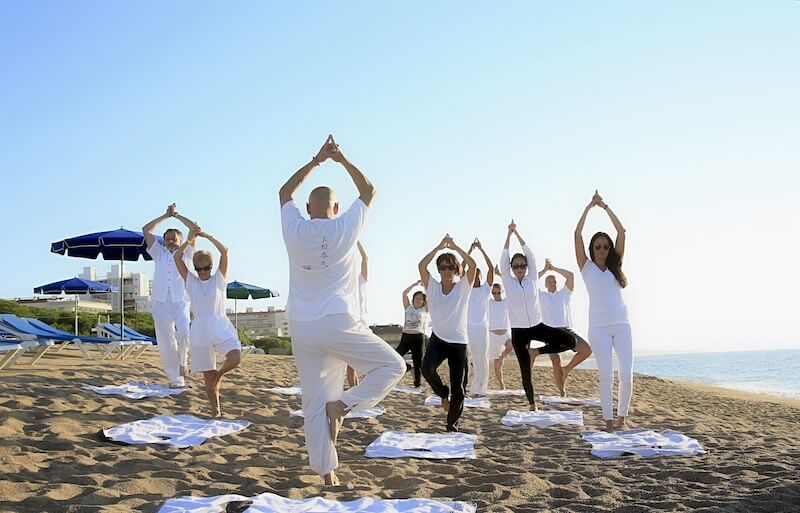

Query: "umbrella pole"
left=74, top=293, right=79, bottom=335
left=120, top=252, right=125, bottom=341
left=235, top=298, right=238, bottom=329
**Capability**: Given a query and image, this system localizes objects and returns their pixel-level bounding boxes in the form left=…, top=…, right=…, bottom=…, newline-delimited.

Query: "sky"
left=2, top=2, right=798, bottom=354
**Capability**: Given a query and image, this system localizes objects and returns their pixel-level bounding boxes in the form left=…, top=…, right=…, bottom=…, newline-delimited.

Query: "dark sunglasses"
left=195, top=265, right=212, bottom=272
left=491, top=291, right=502, bottom=295
left=593, top=245, right=610, bottom=251
left=511, top=264, right=527, bottom=270
left=438, top=265, right=458, bottom=271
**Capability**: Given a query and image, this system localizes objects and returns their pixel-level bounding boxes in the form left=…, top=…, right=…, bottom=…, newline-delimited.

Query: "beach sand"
left=1, top=351, right=798, bottom=513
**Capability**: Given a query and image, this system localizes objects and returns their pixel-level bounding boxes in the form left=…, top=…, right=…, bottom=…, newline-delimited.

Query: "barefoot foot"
left=604, top=420, right=615, bottom=432
left=441, top=397, right=450, bottom=413
left=323, top=471, right=340, bottom=486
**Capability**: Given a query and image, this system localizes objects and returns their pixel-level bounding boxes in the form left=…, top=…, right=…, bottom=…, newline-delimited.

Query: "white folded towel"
left=539, top=395, right=601, bottom=407
left=581, top=429, right=707, bottom=459
left=485, top=389, right=527, bottom=396
left=289, top=407, right=385, bottom=419
left=82, top=382, right=187, bottom=400
left=267, top=386, right=302, bottom=396
left=424, top=395, right=490, bottom=408
left=101, top=415, right=250, bottom=448
left=501, top=409, right=584, bottom=428
left=365, top=430, right=477, bottom=459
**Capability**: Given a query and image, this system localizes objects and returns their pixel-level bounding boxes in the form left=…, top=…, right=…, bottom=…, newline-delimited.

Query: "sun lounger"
left=0, top=315, right=58, bottom=365
left=0, top=332, right=24, bottom=370
left=23, top=318, right=132, bottom=360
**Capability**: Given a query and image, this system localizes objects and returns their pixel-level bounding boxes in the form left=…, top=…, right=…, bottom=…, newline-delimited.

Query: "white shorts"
left=190, top=317, right=242, bottom=372
left=489, top=331, right=511, bottom=359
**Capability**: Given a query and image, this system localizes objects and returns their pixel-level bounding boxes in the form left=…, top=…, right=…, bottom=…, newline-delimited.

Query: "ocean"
left=577, top=349, right=800, bottom=400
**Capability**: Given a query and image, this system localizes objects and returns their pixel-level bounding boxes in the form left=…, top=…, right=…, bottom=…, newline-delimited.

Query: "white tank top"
left=581, top=261, right=629, bottom=327
left=488, top=298, right=510, bottom=330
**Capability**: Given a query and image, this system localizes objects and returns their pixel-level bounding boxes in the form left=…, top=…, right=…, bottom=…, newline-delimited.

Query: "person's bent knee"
left=225, top=349, right=242, bottom=367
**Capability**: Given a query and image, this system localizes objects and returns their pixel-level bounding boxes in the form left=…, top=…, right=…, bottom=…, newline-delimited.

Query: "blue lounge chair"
left=23, top=318, right=134, bottom=360
left=0, top=315, right=57, bottom=365
left=0, top=328, right=24, bottom=370
left=93, top=323, right=154, bottom=358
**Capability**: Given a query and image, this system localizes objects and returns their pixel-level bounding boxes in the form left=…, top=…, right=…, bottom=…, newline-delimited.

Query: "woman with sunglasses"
left=395, top=280, right=428, bottom=388
left=175, top=226, right=242, bottom=418
left=575, top=190, right=631, bottom=431
left=418, top=234, right=477, bottom=432
left=500, top=219, right=579, bottom=411
left=466, top=238, right=494, bottom=396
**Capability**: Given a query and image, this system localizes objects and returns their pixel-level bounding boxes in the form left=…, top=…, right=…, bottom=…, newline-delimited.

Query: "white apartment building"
left=226, top=306, right=290, bottom=338
left=79, top=266, right=153, bottom=313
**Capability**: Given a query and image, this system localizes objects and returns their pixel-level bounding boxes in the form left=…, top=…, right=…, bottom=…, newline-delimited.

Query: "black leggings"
left=421, top=332, right=468, bottom=432
left=511, top=323, right=578, bottom=405
left=395, top=332, right=424, bottom=387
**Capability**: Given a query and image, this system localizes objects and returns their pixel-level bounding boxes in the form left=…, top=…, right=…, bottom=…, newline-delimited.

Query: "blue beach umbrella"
left=51, top=228, right=159, bottom=339
left=226, top=281, right=279, bottom=329
left=34, top=278, right=117, bottom=335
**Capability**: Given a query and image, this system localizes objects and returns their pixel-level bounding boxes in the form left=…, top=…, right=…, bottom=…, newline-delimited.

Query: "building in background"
left=226, top=306, right=290, bottom=338
left=79, top=266, right=152, bottom=312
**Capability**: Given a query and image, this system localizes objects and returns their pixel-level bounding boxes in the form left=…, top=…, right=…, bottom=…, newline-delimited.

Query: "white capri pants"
left=152, top=299, right=190, bottom=384
left=290, top=314, right=405, bottom=476
left=588, top=323, right=633, bottom=421
left=468, top=325, right=490, bottom=395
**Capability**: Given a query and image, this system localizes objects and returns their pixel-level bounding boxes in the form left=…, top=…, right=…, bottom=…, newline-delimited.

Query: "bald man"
left=279, top=135, right=405, bottom=486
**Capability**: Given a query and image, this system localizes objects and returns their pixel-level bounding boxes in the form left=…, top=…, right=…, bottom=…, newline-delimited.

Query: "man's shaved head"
left=307, top=186, right=339, bottom=219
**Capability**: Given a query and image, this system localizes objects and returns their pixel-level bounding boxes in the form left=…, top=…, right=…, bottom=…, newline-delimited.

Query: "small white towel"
left=267, top=386, right=302, bottom=396
left=101, top=415, right=250, bottom=448
left=158, top=492, right=476, bottom=513
left=485, top=389, right=527, bottom=396
left=424, top=395, right=490, bottom=409
left=501, top=409, right=584, bottom=428
left=289, top=407, right=385, bottom=419
left=82, top=382, right=187, bottom=400
left=581, top=429, right=707, bottom=459
left=393, top=386, right=423, bottom=395
left=365, top=430, right=477, bottom=459
left=540, top=395, right=601, bottom=407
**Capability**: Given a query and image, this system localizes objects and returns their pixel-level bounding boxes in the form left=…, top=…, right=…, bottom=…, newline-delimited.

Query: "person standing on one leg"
left=347, top=241, right=370, bottom=388
left=279, top=135, right=405, bottom=485
left=466, top=239, right=494, bottom=396
left=500, top=220, right=579, bottom=411
left=488, top=280, right=513, bottom=389
left=536, top=259, right=592, bottom=396
left=575, top=190, right=632, bottom=432
left=419, top=235, right=477, bottom=432
left=143, top=204, right=198, bottom=388
left=396, top=280, right=428, bottom=387
left=174, top=227, right=241, bottom=417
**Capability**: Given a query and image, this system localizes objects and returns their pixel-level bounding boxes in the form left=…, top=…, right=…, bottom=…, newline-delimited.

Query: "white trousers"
left=588, top=323, right=633, bottom=420
left=290, top=314, right=405, bottom=476
left=468, top=325, right=490, bottom=395
left=152, top=300, right=190, bottom=384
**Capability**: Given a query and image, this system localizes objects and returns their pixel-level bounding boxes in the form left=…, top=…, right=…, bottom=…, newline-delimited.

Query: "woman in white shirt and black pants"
left=418, top=234, right=477, bottom=432
left=575, top=190, right=632, bottom=431
left=395, top=280, right=429, bottom=387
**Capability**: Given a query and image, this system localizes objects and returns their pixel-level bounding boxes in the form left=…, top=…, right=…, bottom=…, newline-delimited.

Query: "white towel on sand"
left=501, top=409, right=584, bottom=428
left=581, top=429, right=707, bottom=459
left=289, top=407, right=385, bottom=419
left=365, top=430, right=477, bottom=459
left=485, top=389, right=526, bottom=396
left=158, top=492, right=476, bottom=513
left=540, top=395, right=601, bottom=407
left=424, top=395, right=490, bottom=409
left=82, top=382, right=187, bottom=400
left=393, top=386, right=423, bottom=395
left=102, top=415, right=250, bottom=448
left=268, top=386, right=303, bottom=396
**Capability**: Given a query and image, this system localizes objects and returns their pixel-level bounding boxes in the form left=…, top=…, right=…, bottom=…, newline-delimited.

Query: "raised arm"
left=173, top=226, right=199, bottom=281
left=279, top=136, right=333, bottom=206
left=329, top=135, right=376, bottom=207
left=449, top=239, right=477, bottom=286
left=550, top=262, right=575, bottom=291
left=598, top=198, right=626, bottom=260
left=538, top=258, right=552, bottom=279
left=402, top=280, right=421, bottom=309
left=200, top=231, right=229, bottom=278
left=143, top=204, right=174, bottom=248
left=500, top=220, right=516, bottom=276
left=574, top=194, right=597, bottom=270
left=474, top=240, right=494, bottom=285
left=173, top=210, right=199, bottom=247
left=357, top=241, right=368, bottom=281
left=418, top=236, right=448, bottom=288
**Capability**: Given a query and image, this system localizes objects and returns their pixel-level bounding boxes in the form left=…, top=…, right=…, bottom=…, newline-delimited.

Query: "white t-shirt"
left=281, top=199, right=368, bottom=322
left=539, top=288, right=572, bottom=328
left=403, top=305, right=428, bottom=333
left=581, top=261, right=629, bottom=327
left=426, top=277, right=472, bottom=344
left=147, top=242, right=193, bottom=303
left=467, top=283, right=490, bottom=328
left=357, top=275, right=368, bottom=326
left=488, top=298, right=510, bottom=331
left=499, top=245, right=542, bottom=328
left=185, top=271, right=228, bottom=320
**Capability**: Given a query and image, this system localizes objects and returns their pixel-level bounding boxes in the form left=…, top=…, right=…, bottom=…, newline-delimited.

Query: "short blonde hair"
left=192, top=251, right=213, bottom=269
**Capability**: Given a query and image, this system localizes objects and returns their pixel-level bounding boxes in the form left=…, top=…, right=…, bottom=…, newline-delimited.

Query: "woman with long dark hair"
left=395, top=280, right=428, bottom=387
left=418, top=234, right=477, bottom=432
left=575, top=190, right=631, bottom=431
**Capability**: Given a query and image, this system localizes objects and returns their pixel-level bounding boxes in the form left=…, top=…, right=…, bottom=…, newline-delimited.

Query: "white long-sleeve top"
left=500, top=245, right=542, bottom=328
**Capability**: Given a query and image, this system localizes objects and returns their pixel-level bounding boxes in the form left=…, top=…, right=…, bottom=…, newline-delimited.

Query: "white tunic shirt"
left=185, top=271, right=237, bottom=342
left=426, top=277, right=472, bottom=344
left=281, top=199, right=368, bottom=323
left=466, top=283, right=490, bottom=328
left=147, top=242, right=193, bottom=303
left=403, top=305, right=428, bottom=334
left=357, top=275, right=369, bottom=327
left=581, top=261, right=629, bottom=327
left=488, top=298, right=510, bottom=331
left=539, top=288, right=573, bottom=328
left=499, top=245, right=542, bottom=328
